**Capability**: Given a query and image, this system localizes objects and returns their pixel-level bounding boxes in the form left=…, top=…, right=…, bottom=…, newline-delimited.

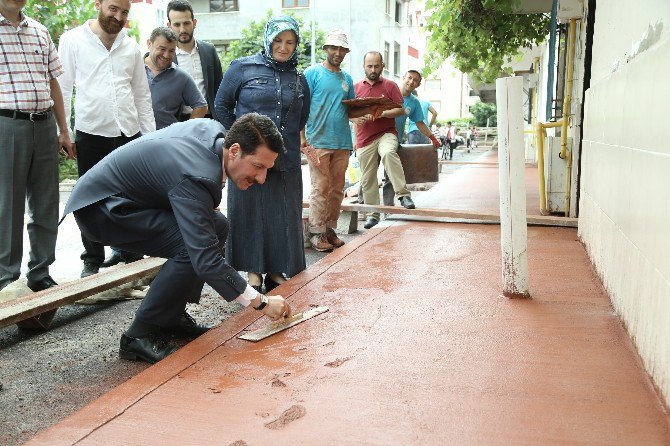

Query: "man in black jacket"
left=167, top=0, right=223, bottom=121
left=62, top=114, right=291, bottom=364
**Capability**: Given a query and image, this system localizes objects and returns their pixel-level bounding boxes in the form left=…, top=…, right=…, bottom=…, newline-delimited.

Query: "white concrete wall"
left=129, top=0, right=168, bottom=46
left=579, top=0, right=670, bottom=405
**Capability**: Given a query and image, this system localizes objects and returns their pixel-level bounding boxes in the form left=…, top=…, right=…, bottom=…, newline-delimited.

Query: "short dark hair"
left=149, top=26, right=177, bottom=43
left=405, top=69, right=422, bottom=81
left=363, top=51, right=383, bottom=64
left=167, top=0, right=194, bottom=21
left=225, top=113, right=285, bottom=156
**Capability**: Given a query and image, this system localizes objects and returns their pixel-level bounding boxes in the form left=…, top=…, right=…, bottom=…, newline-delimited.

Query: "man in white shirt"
left=167, top=0, right=223, bottom=121
left=58, top=0, right=156, bottom=278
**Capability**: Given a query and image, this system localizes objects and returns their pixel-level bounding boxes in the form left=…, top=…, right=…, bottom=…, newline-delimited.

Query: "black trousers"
left=74, top=196, right=228, bottom=327
left=75, top=131, right=140, bottom=265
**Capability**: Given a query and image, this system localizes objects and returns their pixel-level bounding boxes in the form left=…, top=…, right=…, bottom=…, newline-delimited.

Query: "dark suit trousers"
left=73, top=197, right=228, bottom=327
left=75, top=131, right=140, bottom=265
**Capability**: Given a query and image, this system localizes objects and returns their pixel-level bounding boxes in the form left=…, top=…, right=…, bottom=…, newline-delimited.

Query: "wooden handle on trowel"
left=238, top=306, right=329, bottom=342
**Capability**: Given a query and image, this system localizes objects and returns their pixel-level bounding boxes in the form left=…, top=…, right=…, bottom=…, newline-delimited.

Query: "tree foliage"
left=24, top=0, right=95, bottom=46
left=220, top=10, right=326, bottom=72
left=424, top=0, right=549, bottom=83
left=470, top=101, right=497, bottom=127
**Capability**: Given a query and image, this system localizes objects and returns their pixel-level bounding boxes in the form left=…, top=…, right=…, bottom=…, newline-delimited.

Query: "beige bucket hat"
left=322, top=29, right=350, bottom=50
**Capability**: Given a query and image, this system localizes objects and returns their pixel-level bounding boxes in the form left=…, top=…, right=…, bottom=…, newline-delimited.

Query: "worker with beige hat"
left=301, top=29, right=355, bottom=251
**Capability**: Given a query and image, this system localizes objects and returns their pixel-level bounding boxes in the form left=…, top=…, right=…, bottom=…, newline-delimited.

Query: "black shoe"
left=119, top=333, right=179, bottom=364
left=399, top=196, right=415, bottom=209
left=81, top=262, right=100, bottom=278
left=100, top=252, right=124, bottom=268
left=163, top=311, right=211, bottom=339
left=363, top=217, right=379, bottom=229
left=101, top=251, right=143, bottom=268
left=264, top=275, right=285, bottom=293
left=26, top=276, right=58, bottom=292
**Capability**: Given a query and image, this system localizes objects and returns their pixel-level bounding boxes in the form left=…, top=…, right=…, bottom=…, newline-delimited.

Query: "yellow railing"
left=536, top=18, right=578, bottom=217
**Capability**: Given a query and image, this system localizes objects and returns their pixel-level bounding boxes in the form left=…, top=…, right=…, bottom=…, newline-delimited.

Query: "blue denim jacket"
left=215, top=54, right=310, bottom=171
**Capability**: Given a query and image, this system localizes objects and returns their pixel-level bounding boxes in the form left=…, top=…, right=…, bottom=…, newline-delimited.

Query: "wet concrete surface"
left=0, top=147, right=487, bottom=446
left=17, top=147, right=670, bottom=445
left=25, top=222, right=670, bottom=445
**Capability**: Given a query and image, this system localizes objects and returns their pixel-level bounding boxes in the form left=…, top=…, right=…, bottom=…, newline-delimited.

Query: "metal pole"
left=496, top=76, right=530, bottom=299
left=545, top=0, right=558, bottom=119
left=311, top=0, right=316, bottom=65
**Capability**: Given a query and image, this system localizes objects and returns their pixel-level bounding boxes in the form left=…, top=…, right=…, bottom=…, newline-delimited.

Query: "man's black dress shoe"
left=363, top=217, right=379, bottom=229
left=163, top=311, right=211, bottom=339
left=100, top=252, right=124, bottom=268
left=101, top=251, right=143, bottom=268
left=399, top=196, right=416, bottom=209
left=81, top=261, right=100, bottom=278
left=26, top=276, right=58, bottom=292
left=119, top=333, right=179, bottom=364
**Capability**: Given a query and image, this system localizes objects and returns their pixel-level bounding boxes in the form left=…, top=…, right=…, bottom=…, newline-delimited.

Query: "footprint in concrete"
left=264, top=404, right=306, bottom=430
left=271, top=378, right=287, bottom=388
left=324, top=356, right=352, bottom=368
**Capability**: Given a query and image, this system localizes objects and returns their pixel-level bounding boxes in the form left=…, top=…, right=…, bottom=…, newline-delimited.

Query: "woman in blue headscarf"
left=215, top=16, right=310, bottom=294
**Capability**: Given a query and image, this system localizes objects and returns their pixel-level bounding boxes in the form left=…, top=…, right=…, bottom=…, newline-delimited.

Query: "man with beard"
left=300, top=30, right=354, bottom=252
left=144, top=27, right=207, bottom=130
left=351, top=51, right=414, bottom=230
left=61, top=114, right=292, bottom=364
left=58, top=0, right=156, bottom=277
left=167, top=0, right=223, bottom=121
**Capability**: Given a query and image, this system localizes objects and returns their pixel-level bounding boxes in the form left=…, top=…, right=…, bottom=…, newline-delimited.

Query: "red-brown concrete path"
left=27, top=152, right=670, bottom=445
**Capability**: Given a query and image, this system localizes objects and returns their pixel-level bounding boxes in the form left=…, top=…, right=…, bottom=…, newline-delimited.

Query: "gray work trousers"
left=0, top=114, right=58, bottom=290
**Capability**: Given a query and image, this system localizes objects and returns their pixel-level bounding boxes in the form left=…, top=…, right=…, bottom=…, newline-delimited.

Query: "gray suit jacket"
left=62, top=119, right=246, bottom=301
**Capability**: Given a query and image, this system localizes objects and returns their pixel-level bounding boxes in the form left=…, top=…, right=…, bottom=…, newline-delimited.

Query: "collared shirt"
left=353, top=76, right=403, bottom=148
left=58, top=20, right=155, bottom=138
left=145, top=62, right=206, bottom=130
left=0, top=11, right=63, bottom=112
left=176, top=41, right=206, bottom=114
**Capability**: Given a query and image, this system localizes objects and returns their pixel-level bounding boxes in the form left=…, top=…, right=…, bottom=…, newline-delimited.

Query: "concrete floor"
left=25, top=149, right=670, bottom=445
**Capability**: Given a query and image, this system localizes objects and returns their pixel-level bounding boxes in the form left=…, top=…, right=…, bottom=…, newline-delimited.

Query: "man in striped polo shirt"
left=0, top=0, right=75, bottom=292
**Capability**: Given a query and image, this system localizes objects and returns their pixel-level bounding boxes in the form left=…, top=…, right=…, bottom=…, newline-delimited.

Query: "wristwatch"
left=253, top=293, right=268, bottom=310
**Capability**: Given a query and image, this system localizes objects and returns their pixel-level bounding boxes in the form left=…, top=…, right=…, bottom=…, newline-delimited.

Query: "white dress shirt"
left=176, top=42, right=206, bottom=114
left=58, top=20, right=155, bottom=138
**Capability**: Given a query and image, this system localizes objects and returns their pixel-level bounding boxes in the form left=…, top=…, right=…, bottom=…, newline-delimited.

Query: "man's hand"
left=429, top=134, right=441, bottom=149
left=259, top=294, right=292, bottom=320
left=350, top=114, right=372, bottom=126
left=301, top=144, right=320, bottom=166
left=58, top=133, right=76, bottom=159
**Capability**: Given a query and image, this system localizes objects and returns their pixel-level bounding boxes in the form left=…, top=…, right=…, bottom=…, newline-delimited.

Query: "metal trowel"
left=238, top=306, right=329, bottom=342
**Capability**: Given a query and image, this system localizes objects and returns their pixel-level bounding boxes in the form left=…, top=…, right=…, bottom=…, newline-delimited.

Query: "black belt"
left=0, top=107, right=52, bottom=121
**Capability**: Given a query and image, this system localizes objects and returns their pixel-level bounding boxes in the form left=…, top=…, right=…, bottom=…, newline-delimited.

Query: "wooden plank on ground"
left=0, top=257, right=165, bottom=329
left=238, top=306, right=329, bottom=342
left=302, top=202, right=577, bottom=228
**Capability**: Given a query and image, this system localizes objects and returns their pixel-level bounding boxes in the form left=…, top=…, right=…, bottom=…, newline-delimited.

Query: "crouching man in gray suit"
left=61, top=113, right=292, bottom=364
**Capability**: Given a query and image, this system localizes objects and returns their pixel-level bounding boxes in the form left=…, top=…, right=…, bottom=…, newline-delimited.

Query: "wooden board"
left=238, top=306, right=329, bottom=342
left=341, top=97, right=401, bottom=108
left=0, top=257, right=165, bottom=329
left=301, top=202, right=578, bottom=228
